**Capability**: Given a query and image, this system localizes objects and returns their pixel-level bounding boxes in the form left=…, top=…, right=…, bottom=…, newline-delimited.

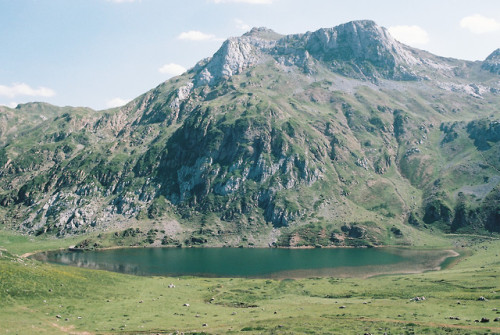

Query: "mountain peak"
left=341, top=19, right=378, bottom=28
left=194, top=37, right=262, bottom=86
left=194, top=27, right=281, bottom=86
left=304, top=20, right=420, bottom=70
left=243, top=27, right=283, bottom=41
left=486, top=48, right=500, bottom=59
left=482, top=48, right=500, bottom=74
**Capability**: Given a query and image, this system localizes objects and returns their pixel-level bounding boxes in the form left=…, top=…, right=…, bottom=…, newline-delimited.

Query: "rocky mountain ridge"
left=194, top=20, right=421, bottom=86
left=0, top=20, right=499, bottom=248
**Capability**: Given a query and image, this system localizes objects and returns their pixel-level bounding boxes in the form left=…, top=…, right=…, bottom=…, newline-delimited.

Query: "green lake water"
left=33, top=247, right=458, bottom=278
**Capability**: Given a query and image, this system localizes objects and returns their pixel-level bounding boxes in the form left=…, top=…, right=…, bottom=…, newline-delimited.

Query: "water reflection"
left=32, top=247, right=458, bottom=278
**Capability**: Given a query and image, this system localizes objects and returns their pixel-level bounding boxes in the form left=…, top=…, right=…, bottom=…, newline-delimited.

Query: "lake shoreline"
left=31, top=245, right=463, bottom=279
left=62, top=242, right=457, bottom=253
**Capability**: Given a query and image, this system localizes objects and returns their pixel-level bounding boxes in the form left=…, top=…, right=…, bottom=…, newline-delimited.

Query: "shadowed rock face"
left=482, top=48, right=500, bottom=74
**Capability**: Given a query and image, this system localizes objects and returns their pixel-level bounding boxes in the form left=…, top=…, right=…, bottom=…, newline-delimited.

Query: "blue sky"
left=1, top=0, right=500, bottom=110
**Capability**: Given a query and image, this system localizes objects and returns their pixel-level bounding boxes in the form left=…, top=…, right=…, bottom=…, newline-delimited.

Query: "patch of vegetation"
left=148, top=195, right=169, bottom=219
left=277, top=222, right=332, bottom=247
left=73, top=228, right=164, bottom=249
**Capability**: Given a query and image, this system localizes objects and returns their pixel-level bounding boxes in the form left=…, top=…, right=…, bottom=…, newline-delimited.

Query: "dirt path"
left=50, top=322, right=93, bottom=335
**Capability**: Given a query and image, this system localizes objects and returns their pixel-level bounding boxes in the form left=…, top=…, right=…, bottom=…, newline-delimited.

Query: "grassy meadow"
left=1, top=231, right=499, bottom=334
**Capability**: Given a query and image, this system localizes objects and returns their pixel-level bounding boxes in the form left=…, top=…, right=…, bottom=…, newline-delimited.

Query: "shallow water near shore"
left=32, top=247, right=459, bottom=278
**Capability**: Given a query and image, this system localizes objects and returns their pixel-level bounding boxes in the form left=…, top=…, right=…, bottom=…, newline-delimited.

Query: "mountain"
left=1, top=20, right=499, bottom=248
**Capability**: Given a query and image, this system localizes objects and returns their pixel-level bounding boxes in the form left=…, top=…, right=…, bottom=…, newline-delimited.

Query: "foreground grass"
left=0, top=233, right=499, bottom=334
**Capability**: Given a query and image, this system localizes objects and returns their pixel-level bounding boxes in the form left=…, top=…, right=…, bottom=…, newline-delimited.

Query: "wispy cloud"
left=0, top=83, right=55, bottom=99
left=178, top=30, right=218, bottom=41
left=0, top=102, right=18, bottom=108
left=158, top=63, right=187, bottom=77
left=388, top=25, right=429, bottom=45
left=235, top=19, right=251, bottom=31
left=106, top=97, right=130, bottom=108
left=460, top=14, right=500, bottom=34
left=210, top=0, right=274, bottom=4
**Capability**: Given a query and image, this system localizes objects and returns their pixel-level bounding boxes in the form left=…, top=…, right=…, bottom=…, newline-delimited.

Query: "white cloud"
left=106, top=97, right=130, bottom=108
left=460, top=14, right=500, bottom=34
left=235, top=19, right=251, bottom=31
left=0, top=83, right=56, bottom=99
left=388, top=25, right=429, bottom=46
left=178, top=30, right=217, bottom=41
left=210, top=0, right=274, bottom=4
left=158, top=63, right=187, bottom=77
left=0, top=102, right=18, bottom=108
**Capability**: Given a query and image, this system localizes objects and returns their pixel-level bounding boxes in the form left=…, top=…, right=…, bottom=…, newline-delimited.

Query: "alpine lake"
left=32, top=247, right=459, bottom=279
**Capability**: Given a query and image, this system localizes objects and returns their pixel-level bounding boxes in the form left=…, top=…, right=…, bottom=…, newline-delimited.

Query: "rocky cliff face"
left=194, top=28, right=281, bottom=87
left=0, top=20, right=499, bottom=247
left=297, top=20, right=420, bottom=79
